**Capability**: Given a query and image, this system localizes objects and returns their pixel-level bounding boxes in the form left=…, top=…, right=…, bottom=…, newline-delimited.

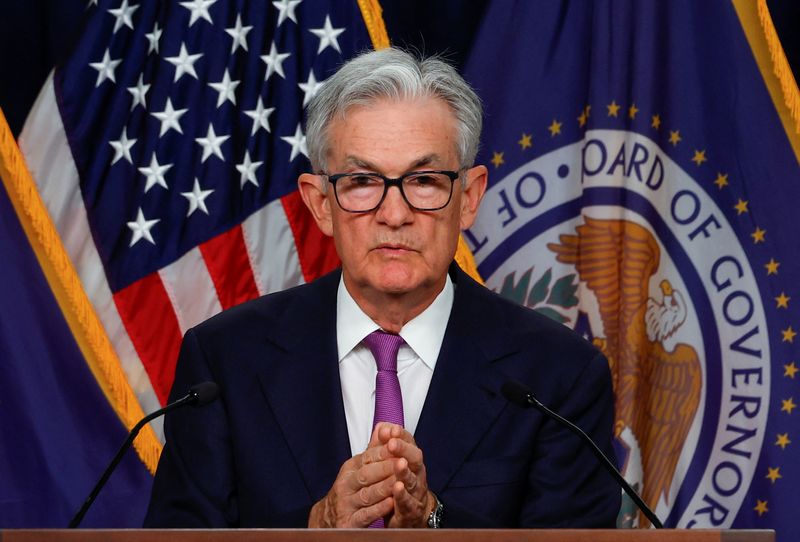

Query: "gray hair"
left=305, top=47, right=483, bottom=173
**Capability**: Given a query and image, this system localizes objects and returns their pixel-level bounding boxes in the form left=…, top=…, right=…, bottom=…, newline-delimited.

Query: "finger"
left=367, top=423, right=388, bottom=448
left=360, top=443, right=394, bottom=465
left=386, top=438, right=424, bottom=471
left=375, top=422, right=406, bottom=445
left=393, top=457, right=419, bottom=494
left=350, top=496, right=394, bottom=528
left=388, top=481, right=427, bottom=528
left=348, top=459, right=395, bottom=491
left=351, top=473, right=397, bottom=510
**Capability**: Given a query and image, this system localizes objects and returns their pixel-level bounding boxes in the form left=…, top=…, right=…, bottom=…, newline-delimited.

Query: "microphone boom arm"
left=68, top=383, right=217, bottom=528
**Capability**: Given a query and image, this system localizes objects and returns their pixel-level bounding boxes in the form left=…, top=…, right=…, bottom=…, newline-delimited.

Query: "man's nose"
left=375, top=185, right=413, bottom=225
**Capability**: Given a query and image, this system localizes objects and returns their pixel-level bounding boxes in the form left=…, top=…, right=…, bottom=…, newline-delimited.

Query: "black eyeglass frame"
left=324, top=170, right=462, bottom=213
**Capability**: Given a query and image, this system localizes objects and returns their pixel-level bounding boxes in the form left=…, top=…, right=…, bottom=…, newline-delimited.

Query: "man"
left=144, top=47, right=620, bottom=528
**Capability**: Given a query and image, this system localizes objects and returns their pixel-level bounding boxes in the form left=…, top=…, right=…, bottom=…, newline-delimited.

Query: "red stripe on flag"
left=281, top=190, right=340, bottom=282
left=199, top=225, right=261, bottom=310
left=113, top=273, right=182, bottom=405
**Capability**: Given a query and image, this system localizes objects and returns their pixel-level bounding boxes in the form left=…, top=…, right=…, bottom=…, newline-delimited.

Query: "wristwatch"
left=427, top=492, right=444, bottom=528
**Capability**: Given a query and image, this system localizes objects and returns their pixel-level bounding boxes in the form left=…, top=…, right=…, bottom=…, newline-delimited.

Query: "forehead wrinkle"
left=342, top=153, right=444, bottom=173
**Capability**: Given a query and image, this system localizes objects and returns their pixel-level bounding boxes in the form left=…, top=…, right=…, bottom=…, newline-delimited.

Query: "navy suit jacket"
left=144, top=264, right=620, bottom=527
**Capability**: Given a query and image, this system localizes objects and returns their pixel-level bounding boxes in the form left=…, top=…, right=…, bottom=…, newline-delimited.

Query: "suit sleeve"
left=143, top=328, right=238, bottom=527
left=518, top=351, right=620, bottom=527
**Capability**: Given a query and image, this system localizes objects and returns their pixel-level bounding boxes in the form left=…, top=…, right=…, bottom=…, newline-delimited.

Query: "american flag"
left=18, top=0, right=382, bottom=471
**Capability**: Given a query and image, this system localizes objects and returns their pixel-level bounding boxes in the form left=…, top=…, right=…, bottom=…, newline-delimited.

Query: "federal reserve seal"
left=466, top=129, right=770, bottom=528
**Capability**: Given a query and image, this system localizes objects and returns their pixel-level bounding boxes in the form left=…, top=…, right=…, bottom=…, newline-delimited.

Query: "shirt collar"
left=336, top=273, right=454, bottom=370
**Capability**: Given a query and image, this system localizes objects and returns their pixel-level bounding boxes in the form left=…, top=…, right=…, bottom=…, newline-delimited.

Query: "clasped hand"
left=308, top=423, right=434, bottom=528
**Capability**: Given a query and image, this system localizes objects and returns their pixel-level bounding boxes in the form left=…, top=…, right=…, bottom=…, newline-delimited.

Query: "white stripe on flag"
left=159, top=247, right=224, bottom=334
left=242, top=198, right=304, bottom=295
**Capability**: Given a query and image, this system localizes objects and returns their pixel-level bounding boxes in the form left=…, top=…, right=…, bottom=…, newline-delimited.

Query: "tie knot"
left=364, top=330, right=404, bottom=372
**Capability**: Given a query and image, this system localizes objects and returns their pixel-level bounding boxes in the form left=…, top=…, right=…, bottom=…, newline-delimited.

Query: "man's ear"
left=298, top=173, right=333, bottom=236
left=459, top=165, right=488, bottom=230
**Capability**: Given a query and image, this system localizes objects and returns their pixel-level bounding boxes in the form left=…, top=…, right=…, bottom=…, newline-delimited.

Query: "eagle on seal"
left=548, top=217, right=702, bottom=526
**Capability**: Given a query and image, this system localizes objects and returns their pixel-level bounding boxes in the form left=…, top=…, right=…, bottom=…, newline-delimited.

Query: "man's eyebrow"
left=343, top=154, right=443, bottom=172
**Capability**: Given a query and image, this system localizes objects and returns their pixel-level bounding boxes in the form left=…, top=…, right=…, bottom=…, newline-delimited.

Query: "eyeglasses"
left=325, top=170, right=460, bottom=213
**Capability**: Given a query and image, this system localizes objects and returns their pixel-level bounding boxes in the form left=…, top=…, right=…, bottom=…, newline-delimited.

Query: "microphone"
left=501, top=380, right=663, bottom=529
left=68, top=381, right=220, bottom=528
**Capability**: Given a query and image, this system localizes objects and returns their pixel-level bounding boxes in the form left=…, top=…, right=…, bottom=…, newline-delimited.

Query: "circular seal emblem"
left=466, top=129, right=770, bottom=528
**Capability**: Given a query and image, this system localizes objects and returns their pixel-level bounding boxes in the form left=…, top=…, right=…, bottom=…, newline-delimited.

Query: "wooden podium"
left=0, top=530, right=775, bottom=542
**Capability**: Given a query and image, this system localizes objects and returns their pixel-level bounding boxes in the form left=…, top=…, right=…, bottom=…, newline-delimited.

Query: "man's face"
left=301, top=97, right=486, bottom=305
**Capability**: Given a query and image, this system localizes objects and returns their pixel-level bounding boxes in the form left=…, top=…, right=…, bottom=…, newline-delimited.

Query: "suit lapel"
left=254, top=271, right=352, bottom=503
left=414, top=266, right=519, bottom=493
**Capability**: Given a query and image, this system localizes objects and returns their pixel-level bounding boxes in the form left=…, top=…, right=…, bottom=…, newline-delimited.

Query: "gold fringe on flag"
left=734, top=0, right=800, bottom=165
left=356, top=0, right=390, bottom=51
left=757, top=0, right=800, bottom=136
left=0, top=106, right=163, bottom=474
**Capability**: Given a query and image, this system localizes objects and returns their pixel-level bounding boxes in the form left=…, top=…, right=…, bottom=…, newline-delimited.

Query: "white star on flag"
left=244, top=97, right=275, bottom=136
left=108, top=0, right=139, bottom=33
left=298, top=70, right=323, bottom=107
left=109, top=129, right=137, bottom=165
left=236, top=151, right=263, bottom=188
left=127, top=207, right=159, bottom=246
left=181, top=179, right=215, bottom=216
left=145, top=23, right=163, bottom=55
left=261, top=42, right=291, bottom=81
left=273, top=0, right=302, bottom=27
left=89, top=49, right=121, bottom=87
left=208, top=70, right=241, bottom=107
left=138, top=154, right=173, bottom=193
left=309, top=15, right=345, bottom=54
left=180, top=0, right=217, bottom=27
left=225, top=14, right=253, bottom=53
left=127, top=74, right=150, bottom=110
left=165, top=43, right=203, bottom=82
left=151, top=98, right=188, bottom=136
left=280, top=123, right=308, bottom=162
left=195, top=124, right=230, bottom=163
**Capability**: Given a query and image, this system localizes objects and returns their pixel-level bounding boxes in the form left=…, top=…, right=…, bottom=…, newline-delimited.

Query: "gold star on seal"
left=518, top=133, right=532, bottom=150
left=765, top=258, right=779, bottom=275
left=491, top=151, right=505, bottom=168
left=775, top=292, right=790, bottom=309
left=548, top=119, right=562, bottom=137
left=734, top=199, right=749, bottom=214
left=628, top=103, right=639, bottom=119
left=782, top=397, right=797, bottom=413
left=669, top=130, right=682, bottom=146
left=776, top=433, right=791, bottom=449
left=766, top=467, right=782, bottom=483
left=751, top=227, right=766, bottom=243
left=785, top=362, right=798, bottom=378
left=782, top=326, right=796, bottom=343
left=714, top=173, right=729, bottom=189
left=607, top=101, right=620, bottom=117
left=754, top=500, right=769, bottom=517
left=651, top=114, right=661, bottom=129
left=692, top=149, right=707, bottom=165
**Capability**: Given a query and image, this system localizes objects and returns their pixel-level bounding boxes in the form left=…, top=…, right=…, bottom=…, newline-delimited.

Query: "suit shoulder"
left=191, top=270, right=340, bottom=338
left=468, top=275, right=598, bottom=357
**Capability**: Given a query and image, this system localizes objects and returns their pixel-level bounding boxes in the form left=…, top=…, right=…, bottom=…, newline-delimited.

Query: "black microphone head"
left=188, top=381, right=220, bottom=406
left=501, top=380, right=534, bottom=407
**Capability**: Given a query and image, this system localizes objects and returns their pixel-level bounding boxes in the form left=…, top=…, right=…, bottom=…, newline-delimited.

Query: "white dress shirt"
left=337, top=274, right=454, bottom=456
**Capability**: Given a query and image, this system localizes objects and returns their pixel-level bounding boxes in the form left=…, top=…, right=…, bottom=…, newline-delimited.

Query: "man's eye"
left=411, top=175, right=437, bottom=185
left=348, top=175, right=380, bottom=186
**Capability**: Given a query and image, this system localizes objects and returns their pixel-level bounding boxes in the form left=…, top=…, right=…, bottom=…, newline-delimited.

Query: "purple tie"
left=364, top=330, right=405, bottom=528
